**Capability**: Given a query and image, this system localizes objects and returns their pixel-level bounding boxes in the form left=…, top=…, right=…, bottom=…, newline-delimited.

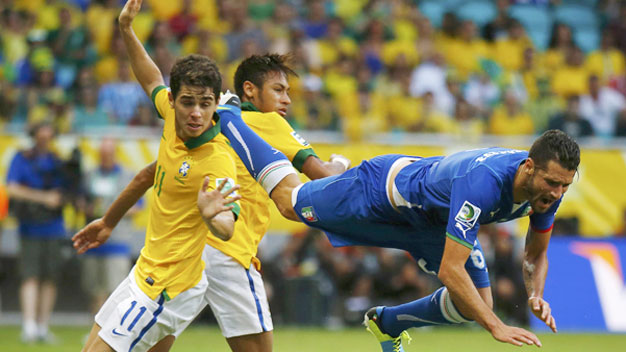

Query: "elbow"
left=437, top=265, right=453, bottom=285
left=215, top=228, right=233, bottom=241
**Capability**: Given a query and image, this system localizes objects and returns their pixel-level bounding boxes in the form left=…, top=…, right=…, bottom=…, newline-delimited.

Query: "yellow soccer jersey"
left=135, top=86, right=240, bottom=300
left=206, top=102, right=317, bottom=269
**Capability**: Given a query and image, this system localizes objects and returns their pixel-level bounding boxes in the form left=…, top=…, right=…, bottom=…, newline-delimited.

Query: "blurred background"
left=1, top=0, right=626, bottom=347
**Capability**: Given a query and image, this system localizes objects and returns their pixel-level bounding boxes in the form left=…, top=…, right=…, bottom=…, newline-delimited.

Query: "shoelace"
left=392, top=331, right=413, bottom=352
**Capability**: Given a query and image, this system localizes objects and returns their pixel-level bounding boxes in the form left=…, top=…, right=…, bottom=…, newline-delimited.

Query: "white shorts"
left=95, top=266, right=208, bottom=352
left=176, top=245, right=273, bottom=338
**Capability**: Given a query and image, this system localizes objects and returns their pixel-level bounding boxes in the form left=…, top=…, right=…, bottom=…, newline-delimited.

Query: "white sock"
left=22, top=319, right=37, bottom=337
left=36, top=323, right=49, bottom=338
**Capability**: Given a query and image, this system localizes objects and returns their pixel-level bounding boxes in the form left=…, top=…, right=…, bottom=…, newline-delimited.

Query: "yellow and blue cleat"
left=364, top=306, right=411, bottom=352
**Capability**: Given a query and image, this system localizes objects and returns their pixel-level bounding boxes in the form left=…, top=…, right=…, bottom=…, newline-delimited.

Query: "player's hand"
left=71, top=218, right=113, bottom=254
left=218, top=90, right=241, bottom=107
left=329, top=154, right=351, bottom=171
left=197, top=177, right=241, bottom=220
left=529, top=296, right=557, bottom=333
left=119, top=0, right=142, bottom=28
left=491, top=323, right=542, bottom=347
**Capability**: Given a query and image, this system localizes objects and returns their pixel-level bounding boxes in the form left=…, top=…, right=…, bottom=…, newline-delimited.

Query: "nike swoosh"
left=112, top=328, right=127, bottom=337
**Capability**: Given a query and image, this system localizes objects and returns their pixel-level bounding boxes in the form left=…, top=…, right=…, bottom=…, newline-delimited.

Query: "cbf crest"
left=178, top=161, right=190, bottom=178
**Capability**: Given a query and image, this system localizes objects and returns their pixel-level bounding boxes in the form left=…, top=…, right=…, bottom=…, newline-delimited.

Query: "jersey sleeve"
left=151, top=85, right=170, bottom=120
left=529, top=197, right=562, bottom=233
left=446, top=166, right=502, bottom=249
left=245, top=112, right=318, bottom=172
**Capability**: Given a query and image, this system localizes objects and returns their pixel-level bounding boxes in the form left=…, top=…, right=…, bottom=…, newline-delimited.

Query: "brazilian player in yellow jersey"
left=71, top=1, right=241, bottom=351
left=72, top=52, right=351, bottom=352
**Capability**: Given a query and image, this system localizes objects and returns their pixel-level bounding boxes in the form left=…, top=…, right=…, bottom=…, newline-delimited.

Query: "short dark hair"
left=529, top=130, right=580, bottom=171
left=170, top=54, right=222, bottom=100
left=234, top=54, right=297, bottom=98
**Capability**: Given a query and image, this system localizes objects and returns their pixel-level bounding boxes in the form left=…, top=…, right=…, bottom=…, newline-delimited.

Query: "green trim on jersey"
left=151, top=85, right=167, bottom=120
left=184, top=114, right=221, bottom=149
left=446, top=232, right=473, bottom=249
left=230, top=202, right=241, bottom=219
left=292, top=148, right=318, bottom=172
left=241, top=101, right=260, bottom=112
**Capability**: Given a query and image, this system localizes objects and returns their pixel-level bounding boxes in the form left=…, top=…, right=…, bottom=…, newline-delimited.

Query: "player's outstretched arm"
left=524, top=228, right=558, bottom=333
left=439, top=237, right=543, bottom=347
left=197, top=177, right=242, bottom=241
left=302, top=153, right=351, bottom=180
left=118, top=0, right=164, bottom=96
left=72, top=162, right=156, bottom=254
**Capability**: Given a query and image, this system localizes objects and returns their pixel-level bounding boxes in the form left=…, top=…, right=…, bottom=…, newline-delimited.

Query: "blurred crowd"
left=2, top=0, right=626, bottom=140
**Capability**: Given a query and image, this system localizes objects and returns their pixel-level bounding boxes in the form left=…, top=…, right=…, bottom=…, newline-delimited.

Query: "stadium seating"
left=508, top=4, right=553, bottom=50
left=455, top=0, right=497, bottom=28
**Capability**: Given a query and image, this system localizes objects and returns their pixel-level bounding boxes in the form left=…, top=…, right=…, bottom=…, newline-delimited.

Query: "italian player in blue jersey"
left=215, top=99, right=578, bottom=351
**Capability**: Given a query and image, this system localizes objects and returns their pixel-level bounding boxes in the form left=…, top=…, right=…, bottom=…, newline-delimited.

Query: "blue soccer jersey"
left=394, top=147, right=561, bottom=249
left=292, top=149, right=563, bottom=288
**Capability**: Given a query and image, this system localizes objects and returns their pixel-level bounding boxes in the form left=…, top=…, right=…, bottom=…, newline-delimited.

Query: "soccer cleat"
left=364, top=306, right=411, bottom=352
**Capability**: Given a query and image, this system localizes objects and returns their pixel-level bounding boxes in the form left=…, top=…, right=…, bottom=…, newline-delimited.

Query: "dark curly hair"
left=170, top=54, right=222, bottom=100
left=234, top=53, right=297, bottom=98
left=529, top=130, right=580, bottom=171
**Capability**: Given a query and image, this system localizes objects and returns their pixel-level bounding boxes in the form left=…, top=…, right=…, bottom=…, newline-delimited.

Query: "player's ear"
left=168, top=90, right=174, bottom=108
left=242, top=80, right=256, bottom=100
left=525, top=158, right=535, bottom=175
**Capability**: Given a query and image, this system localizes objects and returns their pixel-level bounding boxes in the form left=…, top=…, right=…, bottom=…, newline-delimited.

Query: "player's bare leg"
left=82, top=324, right=114, bottom=352
left=226, top=331, right=273, bottom=352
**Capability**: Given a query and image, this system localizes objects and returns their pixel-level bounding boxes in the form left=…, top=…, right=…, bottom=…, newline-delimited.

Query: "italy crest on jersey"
left=301, top=206, right=318, bottom=222
left=178, top=161, right=190, bottom=178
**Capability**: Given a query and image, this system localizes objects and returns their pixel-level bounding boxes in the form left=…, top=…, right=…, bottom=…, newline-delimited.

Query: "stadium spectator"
left=544, top=23, right=575, bottom=72
left=451, top=98, right=485, bottom=136
left=7, top=122, right=68, bottom=343
left=97, top=58, right=149, bottom=125
left=585, top=30, right=625, bottom=84
left=547, top=95, right=594, bottom=138
left=71, top=83, right=110, bottom=132
left=409, top=53, right=448, bottom=102
left=223, top=1, right=267, bottom=62
left=616, top=110, right=626, bottom=137
left=444, top=20, right=490, bottom=80
left=606, top=2, right=626, bottom=56
left=167, top=0, right=197, bottom=40
left=464, top=72, right=500, bottom=119
left=300, top=0, right=329, bottom=39
left=489, top=89, right=534, bottom=135
left=551, top=46, right=589, bottom=98
left=491, top=20, right=534, bottom=72
left=579, top=75, right=626, bottom=138
left=482, top=0, right=514, bottom=42
left=81, top=138, right=138, bottom=317
left=484, top=224, right=528, bottom=326
left=46, top=5, right=95, bottom=88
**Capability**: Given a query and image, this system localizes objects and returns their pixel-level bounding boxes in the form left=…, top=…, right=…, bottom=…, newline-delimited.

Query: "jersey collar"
left=241, top=101, right=260, bottom=112
left=184, top=113, right=221, bottom=149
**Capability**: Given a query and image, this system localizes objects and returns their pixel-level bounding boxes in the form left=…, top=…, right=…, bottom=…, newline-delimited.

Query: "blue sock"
left=217, top=104, right=295, bottom=193
left=379, top=287, right=471, bottom=337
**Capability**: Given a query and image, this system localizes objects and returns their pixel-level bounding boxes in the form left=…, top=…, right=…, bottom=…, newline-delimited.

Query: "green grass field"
left=0, top=325, right=624, bottom=352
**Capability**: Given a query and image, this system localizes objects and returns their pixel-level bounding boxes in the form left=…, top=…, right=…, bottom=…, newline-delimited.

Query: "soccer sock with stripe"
left=379, top=286, right=472, bottom=337
left=217, top=104, right=296, bottom=194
